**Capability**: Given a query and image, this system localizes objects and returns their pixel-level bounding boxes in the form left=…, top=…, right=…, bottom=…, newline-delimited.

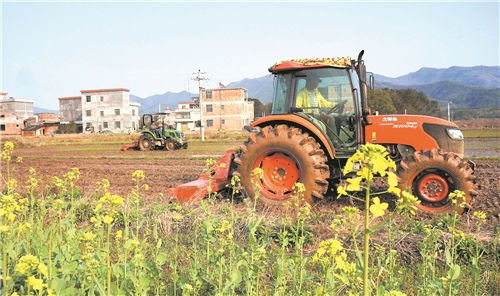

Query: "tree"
left=248, top=98, right=272, bottom=119
left=368, top=90, right=397, bottom=114
left=368, top=88, right=443, bottom=118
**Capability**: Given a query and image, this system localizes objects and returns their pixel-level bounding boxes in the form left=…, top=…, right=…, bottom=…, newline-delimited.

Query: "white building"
left=76, top=88, right=140, bottom=132
left=0, top=92, right=35, bottom=119
left=174, top=101, right=200, bottom=132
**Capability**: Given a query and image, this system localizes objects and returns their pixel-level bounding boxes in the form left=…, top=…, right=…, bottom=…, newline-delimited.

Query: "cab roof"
left=269, top=56, right=352, bottom=73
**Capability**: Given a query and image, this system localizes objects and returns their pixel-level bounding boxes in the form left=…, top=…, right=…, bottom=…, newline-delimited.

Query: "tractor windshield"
left=271, top=68, right=355, bottom=115
left=293, top=68, right=354, bottom=114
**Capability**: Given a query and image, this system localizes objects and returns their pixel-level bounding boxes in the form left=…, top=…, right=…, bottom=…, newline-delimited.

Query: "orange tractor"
left=169, top=51, right=476, bottom=213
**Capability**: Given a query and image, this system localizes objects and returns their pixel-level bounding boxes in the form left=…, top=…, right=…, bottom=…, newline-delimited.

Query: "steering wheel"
left=325, top=100, right=347, bottom=115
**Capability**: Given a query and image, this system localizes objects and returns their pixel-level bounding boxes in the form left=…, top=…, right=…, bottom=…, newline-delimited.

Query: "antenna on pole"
left=191, top=69, right=209, bottom=141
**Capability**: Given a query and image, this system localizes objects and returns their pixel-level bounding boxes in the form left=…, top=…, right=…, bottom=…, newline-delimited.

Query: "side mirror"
left=367, top=72, right=375, bottom=90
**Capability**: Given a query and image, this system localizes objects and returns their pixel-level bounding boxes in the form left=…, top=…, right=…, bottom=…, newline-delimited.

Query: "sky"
left=1, top=1, right=499, bottom=110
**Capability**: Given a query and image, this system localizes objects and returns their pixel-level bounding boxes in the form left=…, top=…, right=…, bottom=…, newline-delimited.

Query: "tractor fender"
left=141, top=130, right=156, bottom=138
left=250, top=114, right=335, bottom=159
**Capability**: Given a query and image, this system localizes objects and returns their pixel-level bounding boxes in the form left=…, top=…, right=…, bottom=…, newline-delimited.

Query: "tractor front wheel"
left=235, top=124, right=330, bottom=205
left=165, top=140, right=175, bottom=151
left=139, top=134, right=154, bottom=151
left=398, top=149, right=476, bottom=213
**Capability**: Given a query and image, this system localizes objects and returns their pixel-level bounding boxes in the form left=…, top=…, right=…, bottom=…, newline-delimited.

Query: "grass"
left=464, top=130, right=500, bottom=138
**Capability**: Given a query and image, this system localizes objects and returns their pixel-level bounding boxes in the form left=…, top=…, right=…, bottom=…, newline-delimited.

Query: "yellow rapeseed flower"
left=80, top=231, right=97, bottom=242
left=293, top=182, right=306, bottom=194
left=27, top=276, right=46, bottom=291
left=16, top=255, right=40, bottom=275
left=320, top=239, right=343, bottom=255
left=370, top=197, right=388, bottom=218
left=132, top=170, right=146, bottom=182
left=18, top=222, right=33, bottom=233
left=103, top=215, right=113, bottom=224
left=217, top=220, right=230, bottom=233
left=115, top=230, right=123, bottom=240
left=2, top=141, right=14, bottom=161
left=7, top=213, right=16, bottom=222
left=38, top=263, right=48, bottom=277
left=473, top=211, right=486, bottom=222
left=251, top=167, right=264, bottom=180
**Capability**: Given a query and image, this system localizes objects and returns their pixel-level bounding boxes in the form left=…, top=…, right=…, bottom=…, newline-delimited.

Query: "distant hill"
left=227, top=75, right=274, bottom=103
left=34, top=106, right=58, bottom=114
left=375, top=66, right=500, bottom=88
left=394, top=81, right=500, bottom=109
left=130, top=91, right=194, bottom=114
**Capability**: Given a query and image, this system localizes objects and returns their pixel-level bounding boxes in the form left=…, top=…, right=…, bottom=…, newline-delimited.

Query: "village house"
left=0, top=92, right=35, bottom=135
left=59, top=88, right=140, bottom=133
left=0, top=92, right=35, bottom=118
left=199, top=87, right=254, bottom=132
left=174, top=101, right=200, bottom=132
left=0, top=113, right=23, bottom=135
left=21, top=113, right=60, bottom=136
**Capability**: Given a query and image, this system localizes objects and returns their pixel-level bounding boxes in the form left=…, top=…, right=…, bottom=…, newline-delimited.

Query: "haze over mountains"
left=35, top=66, right=499, bottom=114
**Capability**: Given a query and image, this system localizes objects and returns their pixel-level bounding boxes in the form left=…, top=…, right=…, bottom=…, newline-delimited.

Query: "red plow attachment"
left=167, top=149, right=237, bottom=202
left=121, top=138, right=140, bottom=151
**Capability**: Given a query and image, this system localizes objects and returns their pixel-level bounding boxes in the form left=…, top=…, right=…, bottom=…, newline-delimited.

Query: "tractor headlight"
left=446, top=128, right=464, bottom=140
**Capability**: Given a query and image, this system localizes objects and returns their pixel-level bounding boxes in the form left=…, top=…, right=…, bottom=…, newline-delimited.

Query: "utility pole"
left=447, top=101, right=452, bottom=121
left=191, top=69, right=209, bottom=141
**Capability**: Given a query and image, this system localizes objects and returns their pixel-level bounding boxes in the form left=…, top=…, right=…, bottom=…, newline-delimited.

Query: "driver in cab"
left=295, top=73, right=336, bottom=115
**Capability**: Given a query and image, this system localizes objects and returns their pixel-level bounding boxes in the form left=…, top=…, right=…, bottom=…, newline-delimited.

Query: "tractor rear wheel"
left=235, top=124, right=330, bottom=205
left=398, top=149, right=476, bottom=213
left=139, top=134, right=154, bottom=151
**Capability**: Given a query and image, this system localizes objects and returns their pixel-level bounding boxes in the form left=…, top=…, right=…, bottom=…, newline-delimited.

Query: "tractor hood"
left=365, top=115, right=464, bottom=157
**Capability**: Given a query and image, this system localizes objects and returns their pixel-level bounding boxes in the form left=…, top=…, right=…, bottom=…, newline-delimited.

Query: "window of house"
left=132, top=109, right=135, bottom=116
left=206, top=120, right=213, bottom=127
left=206, top=90, right=212, bottom=99
left=206, top=104, right=213, bottom=112
left=115, top=121, right=121, bottom=129
left=221, top=119, right=225, bottom=125
left=86, top=110, right=92, bottom=116
left=86, top=96, right=91, bottom=102
left=100, top=111, right=104, bottom=117
left=103, top=122, right=108, bottom=129
left=221, top=104, right=225, bottom=110
left=100, top=96, right=104, bottom=102
left=115, top=109, right=120, bottom=115
left=0, top=124, right=5, bottom=131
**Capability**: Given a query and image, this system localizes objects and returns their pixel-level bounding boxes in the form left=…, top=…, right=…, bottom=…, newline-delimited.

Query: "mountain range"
left=35, top=65, right=499, bottom=114
left=374, top=66, right=499, bottom=109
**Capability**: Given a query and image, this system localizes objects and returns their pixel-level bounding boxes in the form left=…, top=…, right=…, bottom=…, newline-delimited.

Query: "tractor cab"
left=269, top=57, right=366, bottom=157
